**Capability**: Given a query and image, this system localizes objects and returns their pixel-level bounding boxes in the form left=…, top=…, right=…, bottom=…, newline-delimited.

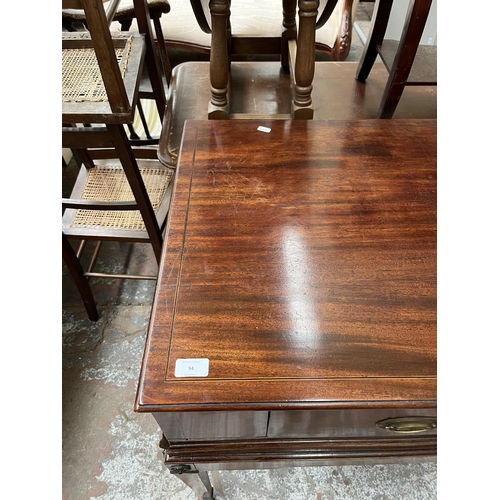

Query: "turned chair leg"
left=208, top=0, right=230, bottom=119
left=292, top=0, right=319, bottom=119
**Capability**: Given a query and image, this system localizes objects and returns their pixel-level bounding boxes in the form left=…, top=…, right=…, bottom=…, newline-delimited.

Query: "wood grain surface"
left=136, top=119, right=437, bottom=411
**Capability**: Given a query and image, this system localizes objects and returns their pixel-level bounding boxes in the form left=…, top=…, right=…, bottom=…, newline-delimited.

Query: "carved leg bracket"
left=161, top=435, right=222, bottom=499
left=168, top=465, right=221, bottom=499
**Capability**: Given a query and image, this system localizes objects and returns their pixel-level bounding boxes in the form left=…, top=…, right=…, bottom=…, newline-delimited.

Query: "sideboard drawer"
left=153, top=411, right=269, bottom=441
left=267, top=409, right=437, bottom=439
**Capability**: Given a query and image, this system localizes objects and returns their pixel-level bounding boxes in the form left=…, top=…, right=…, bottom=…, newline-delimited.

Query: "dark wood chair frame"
left=355, top=0, right=436, bottom=118
left=62, top=0, right=173, bottom=320
left=63, top=0, right=170, bottom=144
left=63, top=232, right=99, bottom=321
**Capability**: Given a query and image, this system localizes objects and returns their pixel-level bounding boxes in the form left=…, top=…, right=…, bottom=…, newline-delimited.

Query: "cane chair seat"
left=62, top=32, right=145, bottom=123
left=62, top=36, right=134, bottom=103
left=63, top=159, right=174, bottom=240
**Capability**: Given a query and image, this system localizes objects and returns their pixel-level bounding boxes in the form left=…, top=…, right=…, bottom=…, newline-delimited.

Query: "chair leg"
left=355, top=0, right=393, bottom=82
left=106, top=123, right=164, bottom=263
left=62, top=234, right=98, bottom=321
left=208, top=0, right=230, bottom=119
left=281, top=0, right=297, bottom=72
left=375, top=0, right=433, bottom=119
left=332, top=0, right=355, bottom=61
left=292, top=0, right=319, bottom=119
left=127, top=123, right=141, bottom=141
left=152, top=16, right=172, bottom=85
left=136, top=100, right=153, bottom=140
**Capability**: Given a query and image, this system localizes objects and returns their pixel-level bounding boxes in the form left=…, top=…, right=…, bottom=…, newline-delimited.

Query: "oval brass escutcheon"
left=376, top=416, right=437, bottom=434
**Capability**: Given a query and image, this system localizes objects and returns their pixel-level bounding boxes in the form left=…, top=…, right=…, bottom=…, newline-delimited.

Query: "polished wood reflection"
left=136, top=119, right=436, bottom=412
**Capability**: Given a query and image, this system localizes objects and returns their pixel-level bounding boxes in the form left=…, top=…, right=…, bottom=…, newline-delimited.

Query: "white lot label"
left=174, top=358, right=209, bottom=377
left=257, top=126, right=271, bottom=133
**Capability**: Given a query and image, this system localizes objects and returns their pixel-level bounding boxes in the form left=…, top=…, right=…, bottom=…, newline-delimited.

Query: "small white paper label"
left=174, top=358, right=209, bottom=377
left=257, top=126, right=271, bottom=133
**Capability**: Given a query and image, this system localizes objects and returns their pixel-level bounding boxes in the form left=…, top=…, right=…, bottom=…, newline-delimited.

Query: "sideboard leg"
left=211, top=470, right=225, bottom=497
left=170, top=467, right=215, bottom=499
left=161, top=433, right=220, bottom=498
left=199, top=471, right=215, bottom=498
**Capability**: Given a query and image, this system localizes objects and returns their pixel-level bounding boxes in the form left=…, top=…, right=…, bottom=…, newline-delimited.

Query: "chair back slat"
left=105, top=0, right=123, bottom=25
left=81, top=0, right=130, bottom=114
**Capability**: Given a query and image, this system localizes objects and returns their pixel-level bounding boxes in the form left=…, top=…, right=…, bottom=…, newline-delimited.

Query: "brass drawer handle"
left=376, top=417, right=437, bottom=434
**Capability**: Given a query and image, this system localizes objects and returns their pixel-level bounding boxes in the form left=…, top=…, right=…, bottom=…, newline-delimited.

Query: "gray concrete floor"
left=62, top=4, right=437, bottom=499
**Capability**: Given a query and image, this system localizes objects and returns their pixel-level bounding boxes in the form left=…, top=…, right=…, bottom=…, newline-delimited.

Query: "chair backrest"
left=62, top=0, right=172, bottom=264
left=62, top=0, right=166, bottom=118
left=189, top=0, right=339, bottom=34
left=63, top=0, right=132, bottom=115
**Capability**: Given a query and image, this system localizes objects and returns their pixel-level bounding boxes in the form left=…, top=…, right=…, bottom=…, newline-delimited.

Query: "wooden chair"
left=157, top=0, right=359, bottom=62
left=62, top=0, right=170, bottom=144
left=62, top=0, right=174, bottom=320
left=185, top=0, right=346, bottom=120
left=355, top=0, right=436, bottom=118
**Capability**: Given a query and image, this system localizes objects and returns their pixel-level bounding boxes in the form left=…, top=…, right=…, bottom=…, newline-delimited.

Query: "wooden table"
left=135, top=119, right=437, bottom=498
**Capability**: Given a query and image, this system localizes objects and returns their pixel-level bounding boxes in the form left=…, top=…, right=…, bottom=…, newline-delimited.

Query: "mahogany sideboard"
left=135, top=119, right=437, bottom=498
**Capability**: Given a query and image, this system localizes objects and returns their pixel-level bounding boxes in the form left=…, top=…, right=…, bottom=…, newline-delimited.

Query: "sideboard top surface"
left=136, top=119, right=437, bottom=412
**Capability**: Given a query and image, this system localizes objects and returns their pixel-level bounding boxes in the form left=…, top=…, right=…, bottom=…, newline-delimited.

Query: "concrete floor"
left=62, top=4, right=437, bottom=499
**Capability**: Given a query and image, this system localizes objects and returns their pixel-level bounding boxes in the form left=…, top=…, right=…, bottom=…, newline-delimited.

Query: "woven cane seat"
left=62, top=32, right=145, bottom=123
left=62, top=36, right=133, bottom=103
left=63, top=159, right=174, bottom=238
left=72, top=163, right=172, bottom=230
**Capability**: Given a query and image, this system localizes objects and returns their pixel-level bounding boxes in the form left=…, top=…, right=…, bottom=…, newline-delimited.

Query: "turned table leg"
left=292, top=0, right=318, bottom=119
left=208, top=0, right=230, bottom=119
